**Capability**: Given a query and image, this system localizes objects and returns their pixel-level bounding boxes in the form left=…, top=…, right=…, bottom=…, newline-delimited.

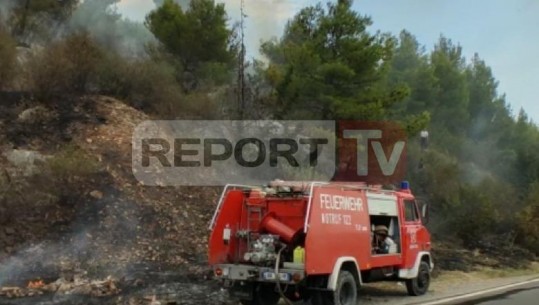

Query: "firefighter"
left=373, top=225, right=397, bottom=254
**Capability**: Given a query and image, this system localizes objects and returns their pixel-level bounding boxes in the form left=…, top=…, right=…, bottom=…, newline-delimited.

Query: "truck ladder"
left=246, top=202, right=264, bottom=250
left=208, top=184, right=256, bottom=230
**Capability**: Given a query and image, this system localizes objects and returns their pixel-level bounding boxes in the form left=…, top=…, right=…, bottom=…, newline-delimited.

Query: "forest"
left=1, top=0, right=539, bottom=259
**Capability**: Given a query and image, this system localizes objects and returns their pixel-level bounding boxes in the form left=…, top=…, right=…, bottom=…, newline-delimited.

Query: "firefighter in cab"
left=372, top=225, right=397, bottom=254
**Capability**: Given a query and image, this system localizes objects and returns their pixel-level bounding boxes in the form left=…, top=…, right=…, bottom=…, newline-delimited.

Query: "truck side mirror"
left=421, top=202, right=429, bottom=225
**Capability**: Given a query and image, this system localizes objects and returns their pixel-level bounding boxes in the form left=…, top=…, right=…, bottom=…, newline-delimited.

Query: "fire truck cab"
left=208, top=180, right=433, bottom=305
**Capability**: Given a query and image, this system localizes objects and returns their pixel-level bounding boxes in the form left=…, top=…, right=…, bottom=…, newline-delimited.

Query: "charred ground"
left=0, top=95, right=227, bottom=304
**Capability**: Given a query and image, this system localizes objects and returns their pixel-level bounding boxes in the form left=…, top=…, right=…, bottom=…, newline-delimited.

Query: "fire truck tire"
left=405, top=261, right=430, bottom=296
left=324, top=270, right=358, bottom=305
left=239, top=283, right=281, bottom=305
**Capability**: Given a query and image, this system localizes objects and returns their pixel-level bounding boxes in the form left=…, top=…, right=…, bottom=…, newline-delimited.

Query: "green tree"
left=260, top=0, right=408, bottom=120
left=386, top=32, right=435, bottom=114
left=145, top=0, right=237, bottom=90
left=511, top=110, right=539, bottom=188
left=429, top=36, right=470, bottom=138
left=384, top=30, right=435, bottom=135
left=466, top=54, right=499, bottom=130
left=459, top=54, right=520, bottom=182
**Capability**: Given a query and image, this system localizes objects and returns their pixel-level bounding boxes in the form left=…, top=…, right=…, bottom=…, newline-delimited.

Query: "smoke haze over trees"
left=1, top=0, right=539, bottom=257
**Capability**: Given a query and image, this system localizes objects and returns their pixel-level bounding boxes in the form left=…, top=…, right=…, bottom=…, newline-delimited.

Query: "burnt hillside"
left=0, top=95, right=228, bottom=304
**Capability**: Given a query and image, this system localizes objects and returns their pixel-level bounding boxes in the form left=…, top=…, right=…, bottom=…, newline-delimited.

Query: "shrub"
left=179, top=91, right=222, bottom=119
left=197, top=61, right=234, bottom=88
left=28, top=31, right=103, bottom=100
left=46, top=144, right=101, bottom=179
left=24, top=30, right=223, bottom=119
left=29, top=144, right=102, bottom=207
left=452, top=184, right=500, bottom=247
left=516, top=181, right=539, bottom=254
left=94, top=52, right=133, bottom=97
left=95, top=55, right=188, bottom=118
left=124, top=59, right=183, bottom=115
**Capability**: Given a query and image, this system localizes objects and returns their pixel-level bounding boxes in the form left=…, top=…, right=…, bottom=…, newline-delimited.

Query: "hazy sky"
left=116, top=0, right=539, bottom=122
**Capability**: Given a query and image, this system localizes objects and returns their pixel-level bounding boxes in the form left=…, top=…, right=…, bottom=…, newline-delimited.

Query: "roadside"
left=358, top=262, right=539, bottom=305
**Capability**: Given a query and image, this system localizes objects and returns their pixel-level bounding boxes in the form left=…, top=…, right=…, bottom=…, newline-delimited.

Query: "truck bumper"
left=212, top=263, right=306, bottom=285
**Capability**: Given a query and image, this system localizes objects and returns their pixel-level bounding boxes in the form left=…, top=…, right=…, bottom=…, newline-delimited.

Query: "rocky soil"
left=0, top=95, right=228, bottom=304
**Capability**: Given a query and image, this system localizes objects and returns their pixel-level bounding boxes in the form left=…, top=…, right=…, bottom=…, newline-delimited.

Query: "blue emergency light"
left=400, top=180, right=410, bottom=190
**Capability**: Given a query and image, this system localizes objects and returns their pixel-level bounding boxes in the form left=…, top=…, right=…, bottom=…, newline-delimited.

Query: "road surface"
left=358, top=274, right=539, bottom=305
left=457, top=281, right=539, bottom=305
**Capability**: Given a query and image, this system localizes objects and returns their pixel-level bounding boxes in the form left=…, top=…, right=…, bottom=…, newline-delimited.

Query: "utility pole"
left=237, top=0, right=247, bottom=120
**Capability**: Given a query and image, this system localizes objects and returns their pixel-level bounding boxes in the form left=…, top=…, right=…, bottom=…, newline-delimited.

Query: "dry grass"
left=359, top=261, right=539, bottom=297
left=474, top=261, right=539, bottom=278
left=427, top=261, right=539, bottom=294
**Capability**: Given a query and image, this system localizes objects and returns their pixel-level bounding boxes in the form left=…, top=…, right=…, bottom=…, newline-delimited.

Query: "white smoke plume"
left=0, top=0, right=15, bottom=23
left=225, top=0, right=308, bottom=58
left=3, top=0, right=311, bottom=57
left=0, top=0, right=155, bottom=56
left=70, top=0, right=156, bottom=56
left=145, top=0, right=311, bottom=57
left=0, top=195, right=141, bottom=287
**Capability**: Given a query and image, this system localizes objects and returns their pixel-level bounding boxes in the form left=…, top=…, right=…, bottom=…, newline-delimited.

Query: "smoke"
left=2, top=0, right=308, bottom=58
left=119, top=0, right=311, bottom=58
left=68, top=0, right=156, bottom=56
left=146, top=0, right=308, bottom=58
left=0, top=0, right=155, bottom=56
left=0, top=1, right=14, bottom=24
left=0, top=231, right=93, bottom=287
left=0, top=194, right=141, bottom=287
left=225, top=0, right=305, bottom=57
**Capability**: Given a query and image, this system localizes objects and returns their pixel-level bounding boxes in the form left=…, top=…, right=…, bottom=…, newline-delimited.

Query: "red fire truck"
left=208, top=180, right=433, bottom=305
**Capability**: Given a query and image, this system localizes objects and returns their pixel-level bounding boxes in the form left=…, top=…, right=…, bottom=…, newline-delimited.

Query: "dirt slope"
left=0, top=96, right=223, bottom=302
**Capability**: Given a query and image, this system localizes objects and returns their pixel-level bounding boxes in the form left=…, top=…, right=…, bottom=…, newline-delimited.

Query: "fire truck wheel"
left=239, top=283, right=281, bottom=305
left=405, top=261, right=430, bottom=296
left=326, top=270, right=357, bottom=305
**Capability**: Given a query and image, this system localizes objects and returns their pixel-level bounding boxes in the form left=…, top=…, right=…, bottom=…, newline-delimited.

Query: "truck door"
left=401, top=198, right=421, bottom=269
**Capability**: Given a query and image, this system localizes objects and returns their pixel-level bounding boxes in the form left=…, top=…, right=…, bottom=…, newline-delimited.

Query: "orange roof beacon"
left=208, top=180, right=433, bottom=305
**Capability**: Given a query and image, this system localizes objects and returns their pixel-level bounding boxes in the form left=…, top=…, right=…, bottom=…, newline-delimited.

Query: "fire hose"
left=274, top=243, right=294, bottom=305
